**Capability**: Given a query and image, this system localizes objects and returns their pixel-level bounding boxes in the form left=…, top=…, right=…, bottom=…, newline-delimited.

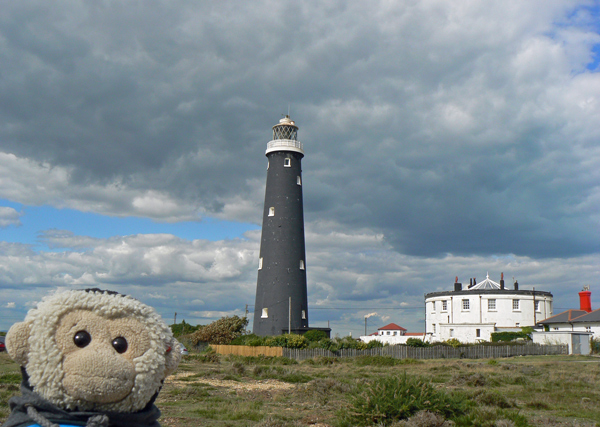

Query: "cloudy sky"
left=0, top=1, right=599, bottom=337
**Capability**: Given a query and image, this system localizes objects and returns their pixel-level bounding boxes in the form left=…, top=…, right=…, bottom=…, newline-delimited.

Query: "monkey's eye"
left=112, top=337, right=128, bottom=354
left=73, top=331, right=91, bottom=348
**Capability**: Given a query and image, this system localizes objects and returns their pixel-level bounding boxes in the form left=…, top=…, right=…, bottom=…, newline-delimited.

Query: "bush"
left=304, top=330, right=327, bottom=342
left=264, top=333, right=309, bottom=349
left=443, top=338, right=462, bottom=348
left=490, top=331, right=531, bottom=342
left=406, top=338, right=430, bottom=347
left=170, top=320, right=202, bottom=338
left=190, top=315, right=249, bottom=345
left=339, top=373, right=466, bottom=426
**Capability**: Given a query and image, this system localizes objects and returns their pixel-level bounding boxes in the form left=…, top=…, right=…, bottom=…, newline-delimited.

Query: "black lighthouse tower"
left=253, top=116, right=309, bottom=336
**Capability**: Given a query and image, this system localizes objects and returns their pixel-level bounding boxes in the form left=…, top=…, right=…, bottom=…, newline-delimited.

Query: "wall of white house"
left=426, top=293, right=553, bottom=343
left=438, top=323, right=496, bottom=342
left=543, top=322, right=600, bottom=339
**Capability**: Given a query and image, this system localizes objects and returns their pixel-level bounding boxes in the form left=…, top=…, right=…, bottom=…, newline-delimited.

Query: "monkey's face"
left=55, top=310, right=152, bottom=404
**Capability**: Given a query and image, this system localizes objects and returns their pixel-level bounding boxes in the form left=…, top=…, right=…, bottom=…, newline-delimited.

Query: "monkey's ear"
left=164, top=337, right=181, bottom=377
left=6, top=321, right=31, bottom=366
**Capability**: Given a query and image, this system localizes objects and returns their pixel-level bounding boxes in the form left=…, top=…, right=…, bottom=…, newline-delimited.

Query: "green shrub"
left=406, top=338, right=430, bottom=347
left=264, top=333, right=309, bottom=349
left=490, top=331, right=531, bottom=342
left=304, top=330, right=327, bottom=342
left=339, top=373, right=466, bottom=426
left=170, top=320, right=202, bottom=338
left=190, top=315, right=249, bottom=345
left=443, top=338, right=462, bottom=348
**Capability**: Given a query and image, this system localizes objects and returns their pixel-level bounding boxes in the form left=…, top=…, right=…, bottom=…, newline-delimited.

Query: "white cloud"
left=4, top=302, right=15, bottom=308
left=0, top=207, right=22, bottom=228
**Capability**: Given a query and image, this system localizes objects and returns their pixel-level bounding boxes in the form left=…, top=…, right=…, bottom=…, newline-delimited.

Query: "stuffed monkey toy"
left=3, top=289, right=181, bottom=427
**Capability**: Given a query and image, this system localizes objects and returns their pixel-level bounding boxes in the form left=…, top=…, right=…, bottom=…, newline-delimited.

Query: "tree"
left=190, top=315, right=249, bottom=345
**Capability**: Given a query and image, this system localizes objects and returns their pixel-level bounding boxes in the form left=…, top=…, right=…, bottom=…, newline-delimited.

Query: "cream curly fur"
left=11, top=289, right=180, bottom=413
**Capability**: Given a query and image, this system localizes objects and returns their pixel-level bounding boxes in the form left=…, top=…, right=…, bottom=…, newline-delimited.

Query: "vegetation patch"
left=338, top=373, right=466, bottom=426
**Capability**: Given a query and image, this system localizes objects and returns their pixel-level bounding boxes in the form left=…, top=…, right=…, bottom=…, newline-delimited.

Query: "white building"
left=360, top=323, right=428, bottom=345
left=425, top=273, right=553, bottom=343
left=537, top=289, right=600, bottom=339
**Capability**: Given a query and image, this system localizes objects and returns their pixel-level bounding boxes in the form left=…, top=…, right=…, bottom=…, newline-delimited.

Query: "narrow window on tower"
left=301, top=310, right=306, bottom=319
left=258, top=257, right=263, bottom=270
left=268, top=207, right=275, bottom=216
left=284, top=158, right=291, bottom=167
left=261, top=308, right=268, bottom=318
left=297, top=176, right=301, bottom=185
left=267, top=160, right=269, bottom=170
left=299, top=260, right=305, bottom=270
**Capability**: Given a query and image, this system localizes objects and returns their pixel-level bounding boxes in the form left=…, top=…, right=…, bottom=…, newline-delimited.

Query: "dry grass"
left=1, top=352, right=600, bottom=426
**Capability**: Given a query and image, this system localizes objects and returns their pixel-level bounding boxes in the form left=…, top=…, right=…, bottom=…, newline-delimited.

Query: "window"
left=535, top=301, right=540, bottom=311
left=513, top=299, right=520, bottom=310
left=431, top=301, right=436, bottom=312
left=476, top=329, right=480, bottom=338
left=261, top=308, right=268, bottom=318
left=301, top=310, right=306, bottom=319
left=268, top=207, right=275, bottom=216
left=450, top=329, right=454, bottom=337
left=515, top=323, right=520, bottom=327
left=258, top=257, right=263, bottom=270
left=393, top=331, right=397, bottom=336
left=284, top=158, right=291, bottom=167
left=299, top=260, right=305, bottom=270
left=387, top=331, right=390, bottom=335
left=488, top=299, right=496, bottom=310
left=432, top=324, right=436, bottom=333
left=442, top=300, right=447, bottom=311
left=586, top=326, right=592, bottom=332
left=297, top=176, right=302, bottom=185
left=553, top=327, right=559, bottom=331
left=462, top=299, right=470, bottom=310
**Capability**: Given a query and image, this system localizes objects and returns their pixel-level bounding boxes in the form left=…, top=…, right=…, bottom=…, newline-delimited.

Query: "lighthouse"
left=253, top=115, right=309, bottom=336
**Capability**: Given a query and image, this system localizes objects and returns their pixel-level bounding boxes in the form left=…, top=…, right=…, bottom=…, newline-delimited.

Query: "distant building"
left=537, top=287, right=600, bottom=334
left=425, top=273, right=553, bottom=343
left=360, top=323, right=427, bottom=345
left=534, top=287, right=598, bottom=354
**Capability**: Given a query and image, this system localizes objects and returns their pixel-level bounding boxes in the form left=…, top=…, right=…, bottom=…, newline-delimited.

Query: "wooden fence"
left=212, top=343, right=567, bottom=360
left=282, top=343, right=568, bottom=361
left=212, top=344, right=283, bottom=357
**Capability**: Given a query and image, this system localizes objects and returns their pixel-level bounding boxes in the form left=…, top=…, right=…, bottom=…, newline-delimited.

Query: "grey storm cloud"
left=0, top=1, right=599, bottom=333
left=1, top=1, right=597, bottom=258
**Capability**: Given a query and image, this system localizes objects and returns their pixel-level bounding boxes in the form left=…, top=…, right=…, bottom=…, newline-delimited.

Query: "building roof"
left=469, top=273, right=501, bottom=290
left=378, top=323, right=407, bottom=331
left=571, top=308, right=600, bottom=323
left=537, top=309, right=588, bottom=324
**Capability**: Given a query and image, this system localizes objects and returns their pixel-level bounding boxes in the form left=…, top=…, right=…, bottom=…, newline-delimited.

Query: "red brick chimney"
left=579, top=287, right=592, bottom=313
